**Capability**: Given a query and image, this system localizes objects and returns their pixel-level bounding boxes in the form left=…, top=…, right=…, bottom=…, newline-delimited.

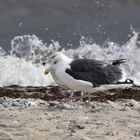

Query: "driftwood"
left=0, top=85, right=140, bottom=102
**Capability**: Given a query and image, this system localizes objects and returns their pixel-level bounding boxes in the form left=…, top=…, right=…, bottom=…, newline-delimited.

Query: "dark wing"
left=65, top=59, right=123, bottom=87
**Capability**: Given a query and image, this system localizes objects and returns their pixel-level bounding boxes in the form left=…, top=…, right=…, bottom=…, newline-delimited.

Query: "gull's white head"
left=44, top=52, right=72, bottom=75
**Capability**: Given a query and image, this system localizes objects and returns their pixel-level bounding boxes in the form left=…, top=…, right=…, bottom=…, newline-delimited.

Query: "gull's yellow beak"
left=44, top=69, right=50, bottom=75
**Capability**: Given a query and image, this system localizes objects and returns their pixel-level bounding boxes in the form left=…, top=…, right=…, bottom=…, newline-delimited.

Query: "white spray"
left=0, top=30, right=139, bottom=87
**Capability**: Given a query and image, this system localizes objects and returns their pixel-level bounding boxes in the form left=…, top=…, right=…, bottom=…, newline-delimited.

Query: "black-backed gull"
left=44, top=52, right=133, bottom=99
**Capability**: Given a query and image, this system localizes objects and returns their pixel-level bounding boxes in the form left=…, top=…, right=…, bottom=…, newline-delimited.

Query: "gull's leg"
left=80, top=92, right=95, bottom=108
left=68, top=91, right=87, bottom=102
left=80, top=92, right=85, bottom=101
left=88, top=92, right=92, bottom=102
left=60, top=89, right=73, bottom=103
left=71, top=91, right=84, bottom=101
left=63, top=90, right=81, bottom=102
left=75, top=91, right=92, bottom=102
left=70, top=91, right=74, bottom=98
left=78, top=92, right=91, bottom=102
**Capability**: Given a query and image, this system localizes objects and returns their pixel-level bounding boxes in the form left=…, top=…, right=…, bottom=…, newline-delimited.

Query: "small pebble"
left=135, top=131, right=140, bottom=137
left=125, top=99, right=140, bottom=109
left=76, top=124, right=85, bottom=129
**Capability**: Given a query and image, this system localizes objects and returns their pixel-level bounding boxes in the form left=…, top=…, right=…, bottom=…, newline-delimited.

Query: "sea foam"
left=0, top=30, right=140, bottom=87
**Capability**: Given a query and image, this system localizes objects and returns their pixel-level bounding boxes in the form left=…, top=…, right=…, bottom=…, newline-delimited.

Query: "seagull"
left=43, top=52, right=133, bottom=100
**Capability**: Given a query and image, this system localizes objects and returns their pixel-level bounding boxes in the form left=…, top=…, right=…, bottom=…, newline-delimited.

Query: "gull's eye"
left=53, top=60, right=58, bottom=64
left=42, top=62, right=46, bottom=66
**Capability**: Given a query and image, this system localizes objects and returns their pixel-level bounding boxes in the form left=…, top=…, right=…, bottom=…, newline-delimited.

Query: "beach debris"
left=48, top=101, right=75, bottom=110
left=0, top=97, right=36, bottom=108
left=0, top=85, right=140, bottom=102
left=125, top=99, right=140, bottom=109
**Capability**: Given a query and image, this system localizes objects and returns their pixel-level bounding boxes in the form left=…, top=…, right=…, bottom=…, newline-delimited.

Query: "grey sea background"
left=1, top=0, right=140, bottom=50
left=0, top=0, right=140, bottom=87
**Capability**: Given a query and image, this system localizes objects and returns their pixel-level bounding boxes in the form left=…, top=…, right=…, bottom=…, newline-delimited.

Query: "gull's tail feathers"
left=112, top=59, right=127, bottom=66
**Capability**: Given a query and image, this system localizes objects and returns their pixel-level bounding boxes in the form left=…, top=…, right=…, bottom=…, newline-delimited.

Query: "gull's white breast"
left=54, top=65, right=93, bottom=92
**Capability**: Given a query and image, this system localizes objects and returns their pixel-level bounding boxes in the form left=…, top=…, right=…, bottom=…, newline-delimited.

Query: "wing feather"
left=65, top=59, right=122, bottom=87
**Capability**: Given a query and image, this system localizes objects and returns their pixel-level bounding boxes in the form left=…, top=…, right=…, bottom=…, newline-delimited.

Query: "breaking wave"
left=0, top=30, right=140, bottom=87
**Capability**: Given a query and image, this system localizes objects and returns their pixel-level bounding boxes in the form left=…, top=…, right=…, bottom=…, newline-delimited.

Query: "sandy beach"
left=0, top=95, right=140, bottom=140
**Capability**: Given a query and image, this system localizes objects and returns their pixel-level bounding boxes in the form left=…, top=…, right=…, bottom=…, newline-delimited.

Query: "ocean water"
left=0, top=30, right=140, bottom=87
